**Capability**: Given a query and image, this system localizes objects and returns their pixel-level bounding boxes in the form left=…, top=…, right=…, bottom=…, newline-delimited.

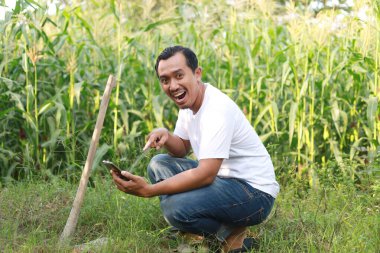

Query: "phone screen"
left=102, top=160, right=129, bottom=181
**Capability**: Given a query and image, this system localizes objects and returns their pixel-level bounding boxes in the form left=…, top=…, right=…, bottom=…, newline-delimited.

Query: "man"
left=111, top=46, right=279, bottom=252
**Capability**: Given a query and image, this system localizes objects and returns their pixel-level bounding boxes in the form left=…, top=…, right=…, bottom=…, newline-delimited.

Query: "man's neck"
left=191, top=82, right=206, bottom=115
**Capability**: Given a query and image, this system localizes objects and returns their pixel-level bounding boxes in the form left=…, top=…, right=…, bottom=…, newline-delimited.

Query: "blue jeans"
left=147, top=154, right=275, bottom=241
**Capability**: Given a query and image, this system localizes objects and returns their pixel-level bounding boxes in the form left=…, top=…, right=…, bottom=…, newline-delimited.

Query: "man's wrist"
left=144, top=184, right=157, bottom=198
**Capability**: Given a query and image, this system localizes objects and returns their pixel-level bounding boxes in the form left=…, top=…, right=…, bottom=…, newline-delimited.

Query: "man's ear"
left=195, top=67, right=202, bottom=80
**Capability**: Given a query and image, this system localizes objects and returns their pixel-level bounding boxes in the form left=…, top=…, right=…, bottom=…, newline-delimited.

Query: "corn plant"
left=0, top=0, right=378, bottom=185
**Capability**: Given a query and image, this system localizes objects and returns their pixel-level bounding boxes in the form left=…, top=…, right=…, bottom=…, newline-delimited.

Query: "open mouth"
left=173, top=91, right=186, bottom=102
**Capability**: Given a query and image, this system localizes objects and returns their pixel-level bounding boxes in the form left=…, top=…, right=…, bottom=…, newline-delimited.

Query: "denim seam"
left=231, top=179, right=253, bottom=198
left=185, top=193, right=263, bottom=222
left=184, top=180, right=266, bottom=218
left=232, top=206, right=264, bottom=223
left=186, top=196, right=267, bottom=225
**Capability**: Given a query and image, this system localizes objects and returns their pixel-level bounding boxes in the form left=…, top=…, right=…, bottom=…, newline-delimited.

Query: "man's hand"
left=143, top=128, right=190, bottom=157
left=143, top=128, right=169, bottom=151
left=111, top=170, right=153, bottom=197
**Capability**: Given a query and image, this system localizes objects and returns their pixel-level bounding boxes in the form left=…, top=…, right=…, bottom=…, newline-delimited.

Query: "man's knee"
left=161, top=197, right=193, bottom=228
left=147, top=154, right=172, bottom=183
left=147, top=154, right=171, bottom=171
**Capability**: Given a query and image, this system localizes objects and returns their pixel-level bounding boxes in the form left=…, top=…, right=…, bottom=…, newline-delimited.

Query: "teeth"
left=173, top=91, right=185, bottom=98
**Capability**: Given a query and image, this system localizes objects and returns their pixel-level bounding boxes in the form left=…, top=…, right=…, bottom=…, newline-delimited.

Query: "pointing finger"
left=143, top=139, right=153, bottom=151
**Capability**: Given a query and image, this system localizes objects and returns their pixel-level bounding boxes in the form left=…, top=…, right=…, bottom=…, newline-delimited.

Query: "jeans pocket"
left=232, top=206, right=265, bottom=226
left=229, top=181, right=275, bottom=226
left=231, top=178, right=258, bottom=199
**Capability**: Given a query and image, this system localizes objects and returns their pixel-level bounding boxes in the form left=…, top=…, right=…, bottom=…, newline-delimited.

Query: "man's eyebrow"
left=168, top=68, right=184, bottom=74
left=158, top=75, right=168, bottom=80
left=159, top=69, right=184, bottom=79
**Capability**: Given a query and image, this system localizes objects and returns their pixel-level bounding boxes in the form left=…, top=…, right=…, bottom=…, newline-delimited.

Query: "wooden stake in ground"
left=60, top=75, right=116, bottom=244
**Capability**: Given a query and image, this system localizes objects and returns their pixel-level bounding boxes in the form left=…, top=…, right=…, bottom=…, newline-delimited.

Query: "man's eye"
left=176, top=73, right=183, bottom=79
left=160, top=79, right=168, bottom=84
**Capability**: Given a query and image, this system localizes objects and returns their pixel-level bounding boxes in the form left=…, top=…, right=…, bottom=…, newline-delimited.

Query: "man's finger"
left=121, top=170, right=138, bottom=181
left=116, top=183, right=124, bottom=191
left=111, top=171, right=130, bottom=187
left=112, top=175, right=125, bottom=190
left=143, top=139, right=153, bottom=151
left=157, top=135, right=167, bottom=148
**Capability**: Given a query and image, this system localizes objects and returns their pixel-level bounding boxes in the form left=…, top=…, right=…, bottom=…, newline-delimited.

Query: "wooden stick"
left=59, top=75, right=116, bottom=244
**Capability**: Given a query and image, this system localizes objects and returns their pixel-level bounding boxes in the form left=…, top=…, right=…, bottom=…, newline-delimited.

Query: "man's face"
left=157, top=52, right=203, bottom=112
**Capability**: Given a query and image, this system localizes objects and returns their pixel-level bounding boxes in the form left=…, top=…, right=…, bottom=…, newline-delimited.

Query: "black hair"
left=154, top=46, right=198, bottom=77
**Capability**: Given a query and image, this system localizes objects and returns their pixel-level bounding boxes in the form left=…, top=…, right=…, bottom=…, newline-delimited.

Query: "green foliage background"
left=0, top=0, right=379, bottom=184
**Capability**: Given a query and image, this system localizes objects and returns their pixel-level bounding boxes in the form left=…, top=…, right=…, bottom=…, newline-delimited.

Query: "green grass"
left=0, top=168, right=378, bottom=253
left=0, top=0, right=379, bottom=181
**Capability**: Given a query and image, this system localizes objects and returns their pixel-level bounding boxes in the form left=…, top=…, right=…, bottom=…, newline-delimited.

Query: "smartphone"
left=102, top=160, right=129, bottom=181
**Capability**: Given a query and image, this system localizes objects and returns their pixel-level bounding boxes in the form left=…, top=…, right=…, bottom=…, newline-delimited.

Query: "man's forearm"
left=144, top=158, right=222, bottom=197
left=164, top=133, right=189, bottom=157
left=146, top=167, right=213, bottom=197
left=116, top=158, right=223, bottom=198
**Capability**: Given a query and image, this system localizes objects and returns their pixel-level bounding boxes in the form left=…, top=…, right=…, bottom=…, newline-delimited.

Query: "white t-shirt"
left=174, top=83, right=280, bottom=198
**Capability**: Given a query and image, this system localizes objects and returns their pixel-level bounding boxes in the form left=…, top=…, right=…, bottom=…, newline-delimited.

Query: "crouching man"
left=111, top=46, right=279, bottom=252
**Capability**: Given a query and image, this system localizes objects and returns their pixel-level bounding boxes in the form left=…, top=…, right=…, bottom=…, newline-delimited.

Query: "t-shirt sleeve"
left=198, top=105, right=235, bottom=159
left=173, top=110, right=189, bottom=140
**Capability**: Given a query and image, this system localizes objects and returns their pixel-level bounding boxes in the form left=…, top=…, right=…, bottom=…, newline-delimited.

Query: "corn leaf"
left=367, top=96, right=378, bottom=130
left=289, top=101, right=298, bottom=146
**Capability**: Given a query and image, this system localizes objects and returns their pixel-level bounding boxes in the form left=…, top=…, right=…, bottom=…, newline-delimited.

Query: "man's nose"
left=169, top=79, right=179, bottom=91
